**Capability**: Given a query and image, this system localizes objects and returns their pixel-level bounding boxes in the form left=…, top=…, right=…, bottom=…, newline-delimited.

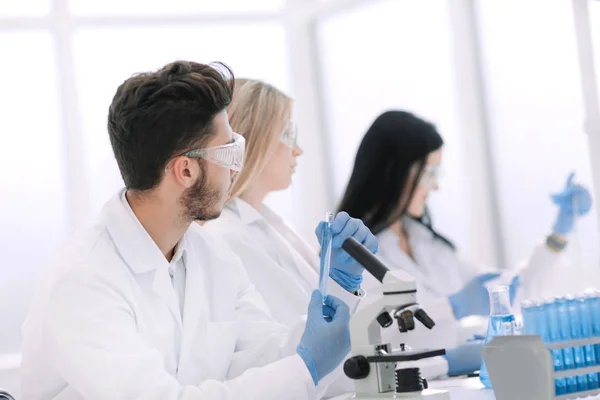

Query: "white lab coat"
left=204, top=198, right=361, bottom=396
left=204, top=199, right=361, bottom=325
left=20, top=190, right=316, bottom=400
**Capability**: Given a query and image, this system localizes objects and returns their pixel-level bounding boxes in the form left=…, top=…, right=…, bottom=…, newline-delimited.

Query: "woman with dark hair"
left=339, top=110, right=592, bottom=377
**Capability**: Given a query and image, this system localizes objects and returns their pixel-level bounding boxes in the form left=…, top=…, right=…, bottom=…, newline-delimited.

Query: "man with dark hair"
left=21, top=61, right=353, bottom=399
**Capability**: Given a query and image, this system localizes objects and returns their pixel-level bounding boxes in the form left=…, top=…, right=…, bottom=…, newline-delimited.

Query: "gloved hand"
left=552, top=172, right=592, bottom=235
left=444, top=340, right=484, bottom=376
left=297, top=291, right=351, bottom=385
left=509, top=275, right=520, bottom=305
left=315, top=212, right=378, bottom=293
left=448, top=273, right=501, bottom=319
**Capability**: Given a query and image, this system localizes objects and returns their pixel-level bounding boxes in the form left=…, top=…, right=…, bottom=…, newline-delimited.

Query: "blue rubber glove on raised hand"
left=444, top=340, right=484, bottom=376
left=297, top=290, right=351, bottom=385
left=315, top=212, right=378, bottom=293
left=448, top=272, right=501, bottom=319
left=552, top=172, right=592, bottom=235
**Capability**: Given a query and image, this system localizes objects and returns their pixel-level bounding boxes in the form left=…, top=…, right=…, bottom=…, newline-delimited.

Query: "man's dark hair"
left=107, top=61, right=234, bottom=191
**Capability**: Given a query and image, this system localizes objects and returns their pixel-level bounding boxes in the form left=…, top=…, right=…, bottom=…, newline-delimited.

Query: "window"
left=0, top=0, right=51, bottom=17
left=72, top=23, right=291, bottom=222
left=0, top=31, right=66, bottom=353
left=592, top=0, right=600, bottom=90
left=478, top=0, right=599, bottom=268
left=69, top=0, right=283, bottom=16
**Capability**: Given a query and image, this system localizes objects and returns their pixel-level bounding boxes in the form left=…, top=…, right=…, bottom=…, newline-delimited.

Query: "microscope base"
left=352, top=388, right=451, bottom=399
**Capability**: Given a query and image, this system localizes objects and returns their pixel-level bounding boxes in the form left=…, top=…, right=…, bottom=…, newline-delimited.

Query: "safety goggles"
left=419, top=165, right=441, bottom=189
left=183, top=132, right=245, bottom=172
left=280, top=120, right=298, bottom=149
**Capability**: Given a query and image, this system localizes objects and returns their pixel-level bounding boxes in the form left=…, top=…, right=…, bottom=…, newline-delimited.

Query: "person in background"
left=204, top=79, right=378, bottom=397
left=20, top=61, right=352, bottom=400
left=337, top=110, right=592, bottom=377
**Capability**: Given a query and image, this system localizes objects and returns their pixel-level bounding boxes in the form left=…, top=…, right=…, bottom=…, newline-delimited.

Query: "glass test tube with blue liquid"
left=587, top=291, right=600, bottom=364
left=556, top=296, right=579, bottom=393
left=577, top=295, right=599, bottom=389
left=319, top=212, right=334, bottom=302
left=545, top=299, right=568, bottom=395
left=565, top=295, right=589, bottom=391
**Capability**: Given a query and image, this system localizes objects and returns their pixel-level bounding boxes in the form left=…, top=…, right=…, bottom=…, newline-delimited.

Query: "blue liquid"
left=479, top=314, right=516, bottom=388
left=546, top=302, right=567, bottom=394
left=567, top=298, right=589, bottom=391
left=579, top=297, right=599, bottom=389
left=586, top=295, right=600, bottom=386
left=319, top=220, right=333, bottom=301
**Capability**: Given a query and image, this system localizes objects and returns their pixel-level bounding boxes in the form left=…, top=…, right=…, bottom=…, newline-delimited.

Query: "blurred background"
left=1, top=0, right=600, bottom=387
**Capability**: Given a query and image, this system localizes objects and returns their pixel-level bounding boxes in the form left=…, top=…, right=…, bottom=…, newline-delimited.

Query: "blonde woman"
left=204, top=79, right=378, bottom=397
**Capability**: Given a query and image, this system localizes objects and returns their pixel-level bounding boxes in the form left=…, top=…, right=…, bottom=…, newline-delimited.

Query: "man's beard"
left=181, top=163, right=223, bottom=222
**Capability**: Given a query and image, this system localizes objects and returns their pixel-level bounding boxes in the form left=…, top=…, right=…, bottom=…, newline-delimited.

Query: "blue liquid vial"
left=566, top=296, right=589, bottom=391
left=556, top=296, right=578, bottom=393
left=480, top=285, right=519, bottom=389
left=521, top=300, right=537, bottom=335
left=319, top=212, right=334, bottom=301
left=546, top=299, right=568, bottom=395
left=578, top=295, right=599, bottom=389
left=587, top=291, right=600, bottom=366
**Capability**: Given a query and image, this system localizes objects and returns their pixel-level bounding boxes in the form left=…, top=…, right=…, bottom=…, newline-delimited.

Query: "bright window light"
left=68, top=0, right=283, bottom=16
left=0, top=31, right=66, bottom=353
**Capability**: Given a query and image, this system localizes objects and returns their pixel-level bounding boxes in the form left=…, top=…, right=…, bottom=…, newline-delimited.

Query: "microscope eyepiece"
left=376, top=312, right=394, bottom=328
left=396, top=310, right=415, bottom=332
left=414, top=309, right=435, bottom=330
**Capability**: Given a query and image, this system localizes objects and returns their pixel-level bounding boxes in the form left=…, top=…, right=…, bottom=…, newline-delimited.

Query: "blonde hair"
left=228, top=78, right=293, bottom=199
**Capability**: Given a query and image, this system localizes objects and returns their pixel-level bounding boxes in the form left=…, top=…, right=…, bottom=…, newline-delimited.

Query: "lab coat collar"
left=228, top=197, right=265, bottom=225
left=404, top=216, right=435, bottom=241
left=102, top=189, right=190, bottom=275
left=102, top=189, right=191, bottom=328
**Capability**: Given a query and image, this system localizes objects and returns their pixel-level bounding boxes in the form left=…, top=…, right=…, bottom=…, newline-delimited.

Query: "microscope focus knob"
left=344, top=356, right=370, bottom=380
left=376, top=312, right=394, bottom=328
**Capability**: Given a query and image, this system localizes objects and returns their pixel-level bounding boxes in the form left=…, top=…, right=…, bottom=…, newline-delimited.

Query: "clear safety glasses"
left=419, top=165, right=441, bottom=189
left=183, top=132, right=246, bottom=172
left=280, top=120, right=298, bottom=149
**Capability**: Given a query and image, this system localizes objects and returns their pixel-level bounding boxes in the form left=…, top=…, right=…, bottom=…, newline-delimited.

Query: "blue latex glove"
left=552, top=172, right=592, bottom=235
left=444, top=340, right=484, bottom=376
left=297, top=290, right=351, bottom=385
left=315, top=212, right=378, bottom=292
left=448, top=273, right=501, bottom=319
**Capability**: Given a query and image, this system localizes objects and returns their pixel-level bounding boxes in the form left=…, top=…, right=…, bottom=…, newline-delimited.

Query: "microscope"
left=341, top=237, right=451, bottom=399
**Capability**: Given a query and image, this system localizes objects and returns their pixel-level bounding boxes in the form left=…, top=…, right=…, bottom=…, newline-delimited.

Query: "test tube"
left=579, top=295, right=599, bottom=389
left=546, top=299, right=568, bottom=395
left=319, top=212, right=334, bottom=301
left=587, top=291, right=600, bottom=364
left=556, top=296, right=578, bottom=393
left=566, top=296, right=589, bottom=391
left=521, top=300, right=537, bottom=335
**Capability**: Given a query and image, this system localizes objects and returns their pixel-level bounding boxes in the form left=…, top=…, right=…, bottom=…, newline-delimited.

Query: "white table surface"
left=429, top=377, right=496, bottom=399
left=330, top=377, right=496, bottom=400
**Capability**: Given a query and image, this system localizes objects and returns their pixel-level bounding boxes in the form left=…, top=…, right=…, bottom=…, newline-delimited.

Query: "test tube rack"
left=482, top=335, right=600, bottom=400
